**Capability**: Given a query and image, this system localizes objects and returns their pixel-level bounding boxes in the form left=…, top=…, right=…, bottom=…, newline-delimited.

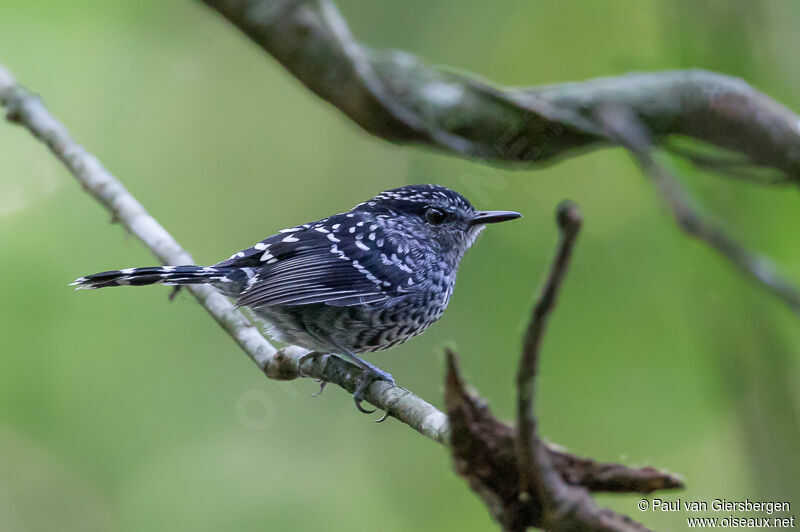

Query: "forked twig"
left=446, top=203, right=679, bottom=531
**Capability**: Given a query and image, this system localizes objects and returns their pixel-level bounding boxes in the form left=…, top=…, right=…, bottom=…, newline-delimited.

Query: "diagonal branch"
left=0, top=64, right=681, bottom=503
left=199, top=0, right=800, bottom=182
left=598, top=104, right=800, bottom=313
left=199, top=0, right=800, bottom=314
left=516, top=200, right=583, bottom=512
left=0, top=64, right=447, bottom=444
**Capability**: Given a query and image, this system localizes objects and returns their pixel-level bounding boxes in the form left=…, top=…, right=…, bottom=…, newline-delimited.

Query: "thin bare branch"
left=664, top=141, right=792, bottom=186
left=513, top=203, right=649, bottom=531
left=516, top=200, right=582, bottom=500
left=598, top=104, right=800, bottom=313
left=0, top=64, right=448, bottom=444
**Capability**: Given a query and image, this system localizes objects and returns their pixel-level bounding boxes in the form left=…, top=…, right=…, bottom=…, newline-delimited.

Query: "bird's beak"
left=469, top=210, right=522, bottom=226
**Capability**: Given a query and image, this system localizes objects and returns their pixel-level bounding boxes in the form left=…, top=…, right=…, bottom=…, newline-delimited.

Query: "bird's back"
left=215, top=208, right=458, bottom=353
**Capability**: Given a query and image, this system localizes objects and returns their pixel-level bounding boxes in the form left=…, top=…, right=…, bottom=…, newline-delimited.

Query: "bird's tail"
left=70, top=265, right=235, bottom=290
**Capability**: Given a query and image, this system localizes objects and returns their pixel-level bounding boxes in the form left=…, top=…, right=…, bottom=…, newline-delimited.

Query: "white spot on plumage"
left=356, top=221, right=364, bottom=227
left=330, top=244, right=353, bottom=265
left=348, top=227, right=356, bottom=234
left=355, top=241, right=370, bottom=251
left=261, top=251, right=274, bottom=262
left=314, top=227, right=329, bottom=234
left=350, top=259, right=382, bottom=287
left=120, top=268, right=135, bottom=274
left=332, top=224, right=341, bottom=230
left=254, top=242, right=268, bottom=251
left=266, top=258, right=278, bottom=265
left=282, top=235, right=299, bottom=243
left=370, top=225, right=378, bottom=231
left=327, top=233, right=340, bottom=243
left=368, top=233, right=376, bottom=241
left=280, top=227, right=301, bottom=233
left=202, top=267, right=217, bottom=273
left=162, top=266, right=175, bottom=272
left=389, top=253, right=413, bottom=273
left=244, top=268, right=259, bottom=288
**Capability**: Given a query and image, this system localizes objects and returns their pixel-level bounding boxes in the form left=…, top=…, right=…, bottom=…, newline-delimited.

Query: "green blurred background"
left=1, top=1, right=799, bottom=530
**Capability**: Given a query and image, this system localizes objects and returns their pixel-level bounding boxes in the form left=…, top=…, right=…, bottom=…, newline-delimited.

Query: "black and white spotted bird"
left=72, top=184, right=521, bottom=413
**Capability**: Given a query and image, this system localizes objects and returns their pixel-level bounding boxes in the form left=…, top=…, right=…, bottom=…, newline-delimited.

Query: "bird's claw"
left=352, top=367, right=394, bottom=419
left=298, top=352, right=330, bottom=396
left=311, top=379, right=327, bottom=397
left=300, top=351, right=394, bottom=421
left=298, top=351, right=325, bottom=377
left=354, top=397, right=376, bottom=414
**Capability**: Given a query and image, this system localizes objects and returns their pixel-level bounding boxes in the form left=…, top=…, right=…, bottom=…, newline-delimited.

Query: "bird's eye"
left=424, top=207, right=447, bottom=225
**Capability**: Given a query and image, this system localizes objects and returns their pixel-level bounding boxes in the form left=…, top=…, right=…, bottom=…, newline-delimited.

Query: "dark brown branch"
left=598, top=104, right=800, bottom=313
left=516, top=200, right=582, bottom=501
left=445, top=352, right=682, bottom=498
left=446, top=204, right=681, bottom=531
left=446, top=352, right=668, bottom=532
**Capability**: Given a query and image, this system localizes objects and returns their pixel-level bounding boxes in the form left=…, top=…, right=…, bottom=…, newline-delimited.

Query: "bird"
left=72, top=184, right=521, bottom=415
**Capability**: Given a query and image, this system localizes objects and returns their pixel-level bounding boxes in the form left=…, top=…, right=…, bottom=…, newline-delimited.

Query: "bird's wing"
left=219, top=216, right=411, bottom=308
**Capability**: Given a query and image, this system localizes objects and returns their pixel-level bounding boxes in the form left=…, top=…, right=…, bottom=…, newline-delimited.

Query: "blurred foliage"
left=1, top=1, right=798, bottom=530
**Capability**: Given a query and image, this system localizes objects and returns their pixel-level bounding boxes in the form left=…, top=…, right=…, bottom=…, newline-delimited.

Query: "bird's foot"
left=298, top=351, right=330, bottom=396
left=168, top=286, right=182, bottom=301
left=353, top=366, right=394, bottom=422
left=311, top=379, right=327, bottom=397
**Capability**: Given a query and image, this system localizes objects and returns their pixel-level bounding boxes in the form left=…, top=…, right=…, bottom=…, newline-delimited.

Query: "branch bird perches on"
left=200, top=0, right=800, bottom=313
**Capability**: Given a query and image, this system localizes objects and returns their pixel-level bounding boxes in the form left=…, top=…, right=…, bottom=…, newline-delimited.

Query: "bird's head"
left=353, top=184, right=521, bottom=259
